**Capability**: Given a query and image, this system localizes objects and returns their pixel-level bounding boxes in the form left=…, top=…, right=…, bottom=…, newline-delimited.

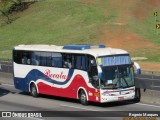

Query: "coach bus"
left=13, top=44, right=141, bottom=105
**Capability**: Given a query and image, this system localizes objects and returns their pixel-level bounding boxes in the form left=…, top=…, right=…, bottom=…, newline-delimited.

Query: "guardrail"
left=0, top=59, right=12, bottom=73
left=141, top=70, right=160, bottom=75
left=135, top=74, right=160, bottom=91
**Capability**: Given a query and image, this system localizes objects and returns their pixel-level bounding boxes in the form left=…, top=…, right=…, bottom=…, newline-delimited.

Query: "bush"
left=0, top=0, right=35, bottom=24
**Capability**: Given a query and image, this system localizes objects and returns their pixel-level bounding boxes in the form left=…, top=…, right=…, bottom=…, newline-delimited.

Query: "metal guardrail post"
left=151, top=72, right=153, bottom=88
left=8, top=59, right=9, bottom=73
left=0, top=59, right=1, bottom=70
left=0, top=63, right=1, bottom=70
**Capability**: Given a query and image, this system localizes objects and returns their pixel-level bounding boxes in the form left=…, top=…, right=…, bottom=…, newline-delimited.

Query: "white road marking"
left=60, top=104, right=99, bottom=111
left=136, top=103, right=160, bottom=108
left=1, top=83, right=14, bottom=86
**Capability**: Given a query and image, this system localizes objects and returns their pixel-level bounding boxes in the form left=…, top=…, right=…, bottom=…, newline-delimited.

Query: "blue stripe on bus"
left=14, top=69, right=74, bottom=92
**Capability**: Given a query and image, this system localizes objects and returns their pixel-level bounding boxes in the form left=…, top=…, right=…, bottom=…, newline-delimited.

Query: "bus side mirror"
left=134, top=62, right=141, bottom=74
left=98, top=66, right=102, bottom=78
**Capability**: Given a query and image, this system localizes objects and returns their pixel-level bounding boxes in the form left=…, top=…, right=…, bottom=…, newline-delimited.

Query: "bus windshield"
left=97, top=55, right=134, bottom=89
left=100, top=65, right=134, bottom=89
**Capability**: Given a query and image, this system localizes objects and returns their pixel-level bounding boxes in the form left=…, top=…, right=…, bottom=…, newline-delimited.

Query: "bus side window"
left=81, top=55, right=86, bottom=70
left=71, top=55, right=75, bottom=68
left=62, top=55, right=67, bottom=68
left=53, top=57, right=62, bottom=67
left=46, top=52, right=52, bottom=67
left=40, top=52, right=49, bottom=66
left=27, top=59, right=31, bottom=65
left=88, top=56, right=98, bottom=77
left=75, top=55, right=81, bottom=69
left=74, top=55, right=87, bottom=70
left=31, top=52, right=40, bottom=66
left=22, top=56, right=27, bottom=64
left=66, top=58, right=72, bottom=68
left=22, top=52, right=31, bottom=65
left=62, top=54, right=72, bottom=69
left=52, top=53, right=62, bottom=67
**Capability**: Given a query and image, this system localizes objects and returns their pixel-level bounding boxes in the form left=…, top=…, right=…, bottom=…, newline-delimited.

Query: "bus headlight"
left=101, top=92, right=109, bottom=96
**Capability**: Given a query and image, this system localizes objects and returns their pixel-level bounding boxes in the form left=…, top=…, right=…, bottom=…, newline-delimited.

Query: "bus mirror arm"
left=131, top=61, right=134, bottom=66
left=97, top=66, right=102, bottom=78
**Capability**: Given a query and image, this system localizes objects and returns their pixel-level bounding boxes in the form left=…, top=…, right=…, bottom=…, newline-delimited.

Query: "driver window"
left=88, top=56, right=98, bottom=76
left=88, top=56, right=99, bottom=88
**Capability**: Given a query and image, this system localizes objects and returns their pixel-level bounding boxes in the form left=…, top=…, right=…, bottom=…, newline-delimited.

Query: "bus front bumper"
left=100, top=88, right=135, bottom=103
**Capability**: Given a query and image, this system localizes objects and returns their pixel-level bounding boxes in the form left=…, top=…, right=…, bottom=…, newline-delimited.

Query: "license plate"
left=118, top=96, right=124, bottom=101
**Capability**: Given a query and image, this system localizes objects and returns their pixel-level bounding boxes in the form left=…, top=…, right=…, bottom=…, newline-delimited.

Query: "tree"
left=0, top=0, right=18, bottom=23
left=0, top=0, right=36, bottom=24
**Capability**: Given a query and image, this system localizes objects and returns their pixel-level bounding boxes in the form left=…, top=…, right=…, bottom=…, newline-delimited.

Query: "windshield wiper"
left=113, top=66, right=129, bottom=88
left=121, top=76, right=129, bottom=87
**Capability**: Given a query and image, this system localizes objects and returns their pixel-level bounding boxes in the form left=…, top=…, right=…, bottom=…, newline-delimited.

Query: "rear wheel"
left=79, top=90, right=88, bottom=105
left=30, top=83, right=38, bottom=97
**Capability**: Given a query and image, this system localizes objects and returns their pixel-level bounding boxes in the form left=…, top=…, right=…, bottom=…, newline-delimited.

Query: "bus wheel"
left=134, top=88, right=141, bottom=102
left=79, top=90, right=88, bottom=105
left=30, top=83, right=38, bottom=97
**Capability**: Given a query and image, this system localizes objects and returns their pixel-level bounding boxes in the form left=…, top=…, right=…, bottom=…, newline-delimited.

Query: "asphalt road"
left=0, top=84, right=160, bottom=120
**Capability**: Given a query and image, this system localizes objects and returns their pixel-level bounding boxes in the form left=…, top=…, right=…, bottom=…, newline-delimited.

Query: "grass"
left=128, top=7, right=160, bottom=62
left=0, top=0, right=108, bottom=59
left=129, top=9, right=160, bottom=45
left=0, top=0, right=159, bottom=63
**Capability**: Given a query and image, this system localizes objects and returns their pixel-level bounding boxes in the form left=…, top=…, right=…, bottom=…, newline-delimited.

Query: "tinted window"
left=52, top=53, right=62, bottom=67
left=13, top=50, right=23, bottom=64
left=75, top=55, right=82, bottom=69
left=13, top=50, right=32, bottom=65
left=39, top=52, right=52, bottom=66
left=62, top=54, right=72, bottom=68
left=21, top=51, right=32, bottom=65
left=31, top=52, right=40, bottom=65
left=13, top=50, right=93, bottom=71
left=74, top=54, right=87, bottom=70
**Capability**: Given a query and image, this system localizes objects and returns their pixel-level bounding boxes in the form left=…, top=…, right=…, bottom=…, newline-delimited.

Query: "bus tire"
left=30, top=83, right=38, bottom=97
left=134, top=88, right=141, bottom=102
left=79, top=90, right=88, bottom=105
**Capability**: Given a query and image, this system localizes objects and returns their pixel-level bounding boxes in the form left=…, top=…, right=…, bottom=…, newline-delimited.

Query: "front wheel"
left=134, top=88, right=141, bottom=102
left=79, top=90, right=88, bottom=105
left=30, top=84, right=38, bottom=97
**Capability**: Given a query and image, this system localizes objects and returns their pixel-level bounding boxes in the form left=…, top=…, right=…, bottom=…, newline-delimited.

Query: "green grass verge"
left=0, top=0, right=109, bottom=59
left=128, top=7, right=160, bottom=62
left=0, top=0, right=159, bottom=63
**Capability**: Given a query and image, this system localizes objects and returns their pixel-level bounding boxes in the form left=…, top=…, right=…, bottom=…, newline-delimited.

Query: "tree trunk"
left=0, top=9, right=12, bottom=24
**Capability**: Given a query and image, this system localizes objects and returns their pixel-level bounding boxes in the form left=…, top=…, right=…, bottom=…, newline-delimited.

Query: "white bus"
left=13, top=44, right=140, bottom=105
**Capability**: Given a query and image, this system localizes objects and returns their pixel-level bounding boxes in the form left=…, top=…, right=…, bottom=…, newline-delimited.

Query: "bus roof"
left=14, top=44, right=129, bottom=57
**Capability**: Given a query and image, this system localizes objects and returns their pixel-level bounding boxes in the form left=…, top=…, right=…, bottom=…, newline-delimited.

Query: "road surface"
left=0, top=84, right=160, bottom=120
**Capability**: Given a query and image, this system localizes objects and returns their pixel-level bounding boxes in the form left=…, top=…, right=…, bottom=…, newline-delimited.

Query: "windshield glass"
left=97, top=55, right=134, bottom=89
left=100, top=65, right=134, bottom=89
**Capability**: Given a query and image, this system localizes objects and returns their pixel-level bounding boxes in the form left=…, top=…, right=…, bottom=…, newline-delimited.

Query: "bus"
left=13, top=44, right=141, bottom=105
